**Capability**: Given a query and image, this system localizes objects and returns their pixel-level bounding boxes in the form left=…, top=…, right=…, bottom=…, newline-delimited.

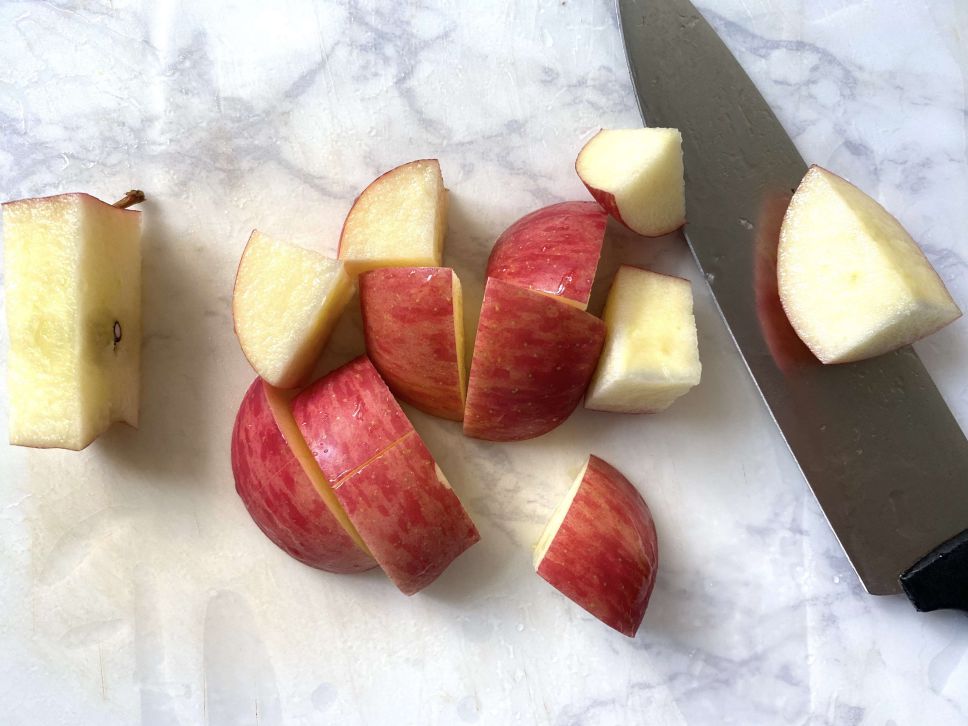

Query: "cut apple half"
left=585, top=265, right=701, bottom=413
left=233, top=230, right=353, bottom=389
left=534, top=455, right=658, bottom=638
left=576, top=127, right=685, bottom=237
left=338, top=159, right=447, bottom=278
left=778, top=165, right=961, bottom=364
left=359, top=267, right=466, bottom=421
left=485, top=201, right=607, bottom=310
left=3, top=192, right=142, bottom=450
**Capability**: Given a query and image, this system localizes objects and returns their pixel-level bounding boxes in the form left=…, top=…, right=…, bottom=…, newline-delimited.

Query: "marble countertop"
left=1, top=1, right=967, bottom=724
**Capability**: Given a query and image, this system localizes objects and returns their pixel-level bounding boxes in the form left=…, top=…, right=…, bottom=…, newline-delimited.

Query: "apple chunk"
left=534, top=455, right=658, bottom=637
left=463, top=278, right=605, bottom=442
left=231, top=378, right=375, bottom=573
left=485, top=201, right=607, bottom=310
left=338, top=159, right=447, bottom=278
left=3, top=193, right=141, bottom=450
left=576, top=128, right=685, bottom=237
left=359, top=267, right=466, bottom=421
left=585, top=265, right=701, bottom=413
left=292, top=356, right=479, bottom=594
left=778, top=165, right=961, bottom=364
left=335, top=431, right=480, bottom=595
left=233, top=230, right=353, bottom=389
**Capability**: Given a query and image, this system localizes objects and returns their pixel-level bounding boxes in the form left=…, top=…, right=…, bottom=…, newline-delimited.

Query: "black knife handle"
left=900, top=529, right=968, bottom=612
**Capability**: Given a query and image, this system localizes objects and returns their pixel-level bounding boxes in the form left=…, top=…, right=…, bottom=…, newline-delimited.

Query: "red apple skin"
left=485, top=202, right=606, bottom=309
left=463, top=278, right=606, bottom=442
left=359, top=267, right=464, bottom=421
left=231, top=378, right=376, bottom=574
left=537, top=455, right=658, bottom=637
left=291, top=356, right=414, bottom=483
left=334, top=431, right=480, bottom=595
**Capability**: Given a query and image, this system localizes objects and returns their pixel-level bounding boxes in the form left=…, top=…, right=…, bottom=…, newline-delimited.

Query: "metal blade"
left=618, top=0, right=968, bottom=595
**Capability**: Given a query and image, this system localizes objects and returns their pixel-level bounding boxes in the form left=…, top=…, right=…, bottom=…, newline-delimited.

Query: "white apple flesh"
left=585, top=265, right=701, bottom=413
left=338, top=159, right=447, bottom=278
left=576, top=128, right=686, bottom=237
left=778, top=165, right=961, bottom=364
left=3, top=192, right=141, bottom=450
left=233, top=230, right=353, bottom=389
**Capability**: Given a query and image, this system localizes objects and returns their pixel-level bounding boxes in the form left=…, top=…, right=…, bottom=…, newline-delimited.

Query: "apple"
left=778, top=165, right=962, bottom=364
left=334, top=431, right=480, bottom=595
left=576, top=128, right=685, bottom=237
left=485, top=201, right=607, bottom=310
left=585, top=265, right=701, bottom=413
left=463, top=278, right=605, bottom=442
left=338, top=159, right=447, bottom=278
left=292, top=356, right=479, bottom=594
left=231, top=378, right=376, bottom=573
left=359, top=267, right=466, bottom=421
left=3, top=191, right=142, bottom=450
left=233, top=230, right=353, bottom=388
left=534, top=455, right=658, bottom=637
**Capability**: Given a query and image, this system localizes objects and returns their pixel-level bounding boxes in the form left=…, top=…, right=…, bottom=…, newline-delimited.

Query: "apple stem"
left=113, top=190, right=146, bottom=209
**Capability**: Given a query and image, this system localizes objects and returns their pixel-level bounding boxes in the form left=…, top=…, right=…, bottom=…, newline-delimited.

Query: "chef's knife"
left=618, top=0, right=968, bottom=611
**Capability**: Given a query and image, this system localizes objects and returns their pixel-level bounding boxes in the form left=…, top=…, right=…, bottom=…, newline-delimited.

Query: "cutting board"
left=1, top=1, right=967, bottom=724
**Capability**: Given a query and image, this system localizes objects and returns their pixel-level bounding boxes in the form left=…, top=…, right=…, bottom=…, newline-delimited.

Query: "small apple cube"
left=463, top=278, right=605, bottom=442
left=3, top=193, right=141, bottom=450
left=232, top=378, right=376, bottom=573
left=485, top=201, right=607, bottom=310
left=585, top=266, right=701, bottom=414
left=292, top=356, right=479, bottom=594
left=233, top=230, right=353, bottom=389
left=778, top=165, right=961, bottom=364
left=338, top=159, right=447, bottom=278
left=534, top=455, right=659, bottom=637
left=359, top=267, right=466, bottom=421
left=576, top=128, right=685, bottom=237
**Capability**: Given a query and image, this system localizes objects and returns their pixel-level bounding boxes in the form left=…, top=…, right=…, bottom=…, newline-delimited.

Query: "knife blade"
left=618, top=0, right=968, bottom=610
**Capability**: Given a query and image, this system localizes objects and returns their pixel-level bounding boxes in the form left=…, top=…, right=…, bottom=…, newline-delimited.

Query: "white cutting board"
left=1, top=1, right=967, bottom=724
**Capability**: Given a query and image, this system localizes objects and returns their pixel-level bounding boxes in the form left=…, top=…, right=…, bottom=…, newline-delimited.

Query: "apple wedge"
left=3, top=192, right=141, bottom=450
left=292, top=356, right=479, bottom=594
left=534, top=455, right=658, bottom=638
left=334, top=431, right=480, bottom=595
left=338, top=159, right=447, bottom=278
left=463, top=278, right=605, bottom=442
left=359, top=267, right=466, bottom=421
left=231, top=378, right=376, bottom=573
left=576, top=128, right=685, bottom=237
left=233, top=230, right=353, bottom=389
left=778, top=166, right=961, bottom=364
left=585, top=265, right=701, bottom=413
left=485, top=201, right=607, bottom=310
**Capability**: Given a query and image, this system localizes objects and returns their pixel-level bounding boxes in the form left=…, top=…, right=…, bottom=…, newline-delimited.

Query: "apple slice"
left=292, top=356, right=479, bottom=594
left=463, top=278, right=605, bottom=442
left=3, top=192, right=142, bottom=450
left=534, top=455, right=658, bottom=638
left=585, top=265, right=701, bottom=413
left=334, top=431, right=479, bottom=595
left=231, top=378, right=375, bottom=573
left=485, top=202, right=607, bottom=310
left=338, top=159, right=447, bottom=278
left=576, top=128, right=685, bottom=237
left=359, top=267, right=466, bottom=421
left=778, top=165, right=961, bottom=364
left=233, top=230, right=353, bottom=389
